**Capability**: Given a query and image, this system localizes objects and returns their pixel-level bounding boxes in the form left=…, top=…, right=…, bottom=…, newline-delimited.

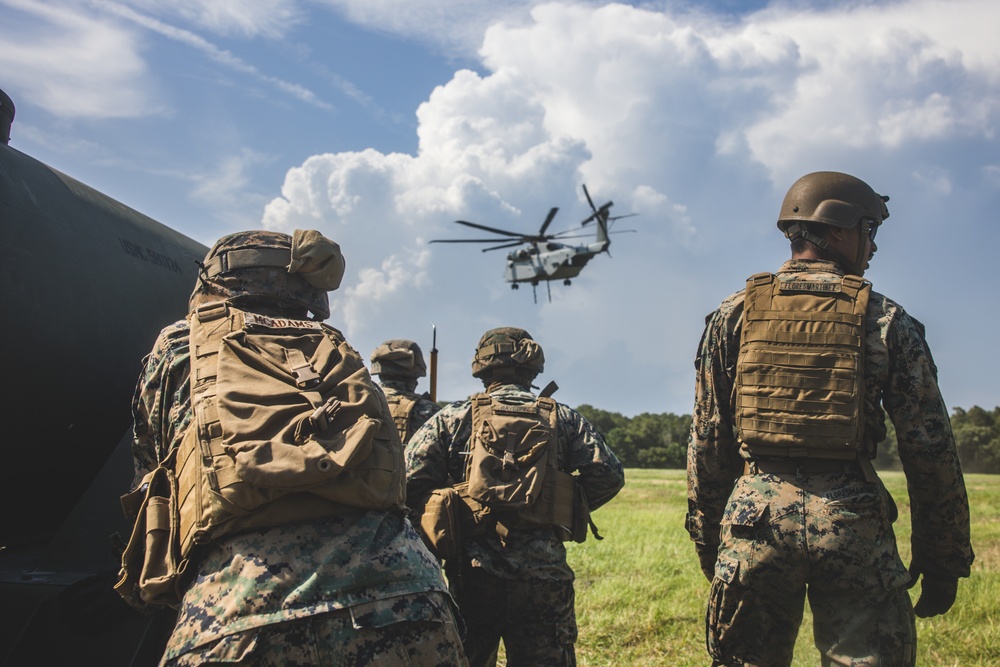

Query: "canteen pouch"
left=115, top=460, right=188, bottom=610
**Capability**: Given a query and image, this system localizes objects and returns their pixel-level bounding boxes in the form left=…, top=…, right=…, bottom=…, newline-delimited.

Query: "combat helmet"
left=777, top=171, right=889, bottom=274
left=190, top=229, right=345, bottom=321
left=371, top=339, right=427, bottom=379
left=471, top=327, right=544, bottom=383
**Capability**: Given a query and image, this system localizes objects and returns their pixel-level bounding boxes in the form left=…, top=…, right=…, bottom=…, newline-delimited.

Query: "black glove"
left=907, top=564, right=958, bottom=618
left=696, top=544, right=718, bottom=583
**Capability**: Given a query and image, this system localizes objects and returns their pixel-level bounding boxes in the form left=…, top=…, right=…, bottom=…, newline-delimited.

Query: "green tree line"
left=575, top=404, right=1000, bottom=474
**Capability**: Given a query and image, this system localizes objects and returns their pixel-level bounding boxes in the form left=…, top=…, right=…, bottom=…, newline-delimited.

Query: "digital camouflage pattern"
left=708, top=471, right=915, bottom=665
left=379, top=379, right=441, bottom=444
left=405, top=382, right=624, bottom=667
left=188, top=230, right=333, bottom=321
left=131, top=317, right=465, bottom=666
left=163, top=592, right=463, bottom=666
left=687, top=258, right=973, bottom=665
left=470, top=327, right=545, bottom=379
left=453, top=564, right=577, bottom=667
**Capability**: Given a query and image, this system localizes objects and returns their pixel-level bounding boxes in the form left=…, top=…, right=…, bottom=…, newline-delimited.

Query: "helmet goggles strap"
left=203, top=247, right=291, bottom=279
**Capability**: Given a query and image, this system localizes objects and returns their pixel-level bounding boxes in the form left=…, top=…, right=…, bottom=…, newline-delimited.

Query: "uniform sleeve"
left=404, top=406, right=464, bottom=510
left=560, top=406, right=625, bottom=511
left=685, top=302, right=744, bottom=549
left=885, top=311, right=974, bottom=579
left=409, top=397, right=442, bottom=441
left=129, top=322, right=191, bottom=489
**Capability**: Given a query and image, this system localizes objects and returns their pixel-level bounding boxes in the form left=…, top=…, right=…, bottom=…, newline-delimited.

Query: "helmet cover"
left=471, top=327, right=544, bottom=379
left=371, top=339, right=427, bottom=378
left=189, top=229, right=344, bottom=320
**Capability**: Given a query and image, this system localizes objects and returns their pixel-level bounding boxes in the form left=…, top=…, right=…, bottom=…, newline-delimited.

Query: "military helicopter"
left=431, top=185, right=635, bottom=302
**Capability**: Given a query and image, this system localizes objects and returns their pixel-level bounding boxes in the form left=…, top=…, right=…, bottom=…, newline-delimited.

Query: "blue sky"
left=2, top=0, right=998, bottom=417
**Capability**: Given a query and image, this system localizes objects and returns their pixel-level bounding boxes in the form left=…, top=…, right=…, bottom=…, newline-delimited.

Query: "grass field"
left=548, top=469, right=999, bottom=666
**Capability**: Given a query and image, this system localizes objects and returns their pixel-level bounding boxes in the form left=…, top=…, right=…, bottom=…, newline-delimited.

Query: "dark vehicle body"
left=0, top=89, right=208, bottom=666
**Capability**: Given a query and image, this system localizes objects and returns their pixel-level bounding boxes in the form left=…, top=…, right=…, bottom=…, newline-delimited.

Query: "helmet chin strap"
left=847, top=229, right=868, bottom=276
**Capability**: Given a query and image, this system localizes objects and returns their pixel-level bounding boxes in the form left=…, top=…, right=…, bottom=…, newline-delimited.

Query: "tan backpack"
left=176, top=300, right=406, bottom=556
left=116, top=302, right=405, bottom=608
left=461, top=393, right=588, bottom=541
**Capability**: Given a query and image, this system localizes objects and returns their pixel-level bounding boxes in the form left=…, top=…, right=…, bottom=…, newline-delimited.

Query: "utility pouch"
left=453, top=481, right=489, bottom=535
left=416, top=487, right=465, bottom=561
left=517, top=469, right=577, bottom=538
left=115, top=455, right=189, bottom=610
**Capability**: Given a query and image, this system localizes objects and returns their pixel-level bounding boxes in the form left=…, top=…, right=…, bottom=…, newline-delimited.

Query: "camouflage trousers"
left=162, top=591, right=467, bottom=667
left=707, top=470, right=915, bottom=667
left=453, top=563, right=577, bottom=667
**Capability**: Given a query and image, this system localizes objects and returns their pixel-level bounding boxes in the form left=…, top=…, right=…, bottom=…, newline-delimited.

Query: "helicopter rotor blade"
left=482, top=240, right=527, bottom=252
left=538, top=207, right=559, bottom=237
left=582, top=184, right=597, bottom=212
left=547, top=228, right=635, bottom=241
left=429, top=238, right=524, bottom=244
left=453, top=219, right=525, bottom=237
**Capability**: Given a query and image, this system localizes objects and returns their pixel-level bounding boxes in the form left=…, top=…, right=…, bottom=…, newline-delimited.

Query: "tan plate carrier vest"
left=735, top=272, right=871, bottom=460
left=385, top=392, right=418, bottom=443
left=176, top=301, right=405, bottom=557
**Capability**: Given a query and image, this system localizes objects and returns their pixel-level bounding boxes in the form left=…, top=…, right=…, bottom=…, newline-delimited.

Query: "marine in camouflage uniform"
left=405, top=327, right=625, bottom=667
left=370, top=339, right=441, bottom=443
left=129, top=230, right=466, bottom=666
left=686, top=173, right=973, bottom=666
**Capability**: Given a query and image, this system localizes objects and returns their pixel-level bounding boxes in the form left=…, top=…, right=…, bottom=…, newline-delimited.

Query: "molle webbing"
left=735, top=272, right=870, bottom=459
left=385, top=392, right=418, bottom=443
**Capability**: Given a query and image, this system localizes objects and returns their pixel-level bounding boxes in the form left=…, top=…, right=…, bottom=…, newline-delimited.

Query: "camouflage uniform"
left=686, top=259, right=974, bottom=666
left=378, top=378, right=441, bottom=444
left=131, top=274, right=467, bottom=663
left=405, top=383, right=625, bottom=667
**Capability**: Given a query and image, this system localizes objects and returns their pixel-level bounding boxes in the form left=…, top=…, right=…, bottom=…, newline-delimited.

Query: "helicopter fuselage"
left=504, top=239, right=609, bottom=284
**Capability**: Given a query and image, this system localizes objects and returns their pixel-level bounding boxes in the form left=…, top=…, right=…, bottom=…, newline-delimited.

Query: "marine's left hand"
left=908, top=565, right=958, bottom=617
